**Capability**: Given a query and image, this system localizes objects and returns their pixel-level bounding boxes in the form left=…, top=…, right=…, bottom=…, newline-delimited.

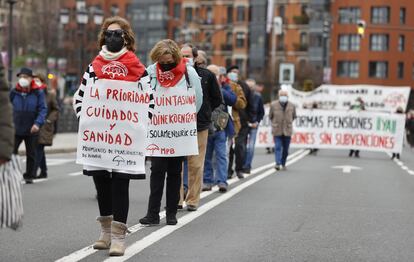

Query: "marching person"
left=10, top=67, right=47, bottom=184
left=227, top=65, right=256, bottom=179
left=33, top=74, right=59, bottom=179
left=242, top=80, right=265, bottom=174
left=179, top=44, right=221, bottom=211
left=202, top=64, right=237, bottom=192
left=73, top=16, right=152, bottom=256
left=391, top=107, right=405, bottom=160
left=139, top=40, right=202, bottom=225
left=0, top=60, right=13, bottom=167
left=406, top=110, right=414, bottom=148
left=348, top=97, right=365, bottom=158
left=269, top=89, right=296, bottom=171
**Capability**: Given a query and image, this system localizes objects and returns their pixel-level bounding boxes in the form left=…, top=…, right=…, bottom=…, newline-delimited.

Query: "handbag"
left=211, top=104, right=230, bottom=132
left=0, top=155, right=24, bottom=230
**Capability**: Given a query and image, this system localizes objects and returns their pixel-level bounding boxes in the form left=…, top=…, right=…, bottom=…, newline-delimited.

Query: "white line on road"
left=103, top=150, right=309, bottom=262
left=68, top=171, right=83, bottom=176
left=55, top=149, right=308, bottom=262
left=387, top=153, right=414, bottom=177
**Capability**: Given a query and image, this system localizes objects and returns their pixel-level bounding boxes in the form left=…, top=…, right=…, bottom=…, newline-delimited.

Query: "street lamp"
left=7, top=0, right=17, bottom=89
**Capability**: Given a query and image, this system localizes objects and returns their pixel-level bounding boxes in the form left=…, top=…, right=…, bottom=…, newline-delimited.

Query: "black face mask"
left=159, top=62, right=177, bottom=72
left=105, top=35, right=124, bottom=53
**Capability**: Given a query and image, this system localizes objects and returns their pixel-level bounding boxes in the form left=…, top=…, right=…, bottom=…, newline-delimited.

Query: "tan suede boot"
left=93, top=215, right=113, bottom=250
left=109, top=221, right=128, bottom=256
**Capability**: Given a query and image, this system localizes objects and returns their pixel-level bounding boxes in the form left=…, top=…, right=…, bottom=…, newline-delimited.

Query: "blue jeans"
left=243, top=127, right=258, bottom=170
left=204, top=131, right=228, bottom=186
left=274, top=136, right=291, bottom=166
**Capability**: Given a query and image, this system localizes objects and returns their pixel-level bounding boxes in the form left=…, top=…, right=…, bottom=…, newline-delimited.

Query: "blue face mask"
left=227, top=72, right=238, bottom=82
left=279, top=96, right=288, bottom=103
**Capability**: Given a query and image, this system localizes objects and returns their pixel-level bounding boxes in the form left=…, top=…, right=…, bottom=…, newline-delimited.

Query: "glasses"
left=104, top=29, right=124, bottom=38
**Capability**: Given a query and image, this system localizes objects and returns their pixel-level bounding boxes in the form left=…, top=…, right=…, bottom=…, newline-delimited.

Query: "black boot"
left=139, top=215, right=160, bottom=225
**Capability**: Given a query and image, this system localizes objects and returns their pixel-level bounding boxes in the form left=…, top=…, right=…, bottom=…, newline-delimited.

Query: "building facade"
left=128, top=0, right=168, bottom=66
left=330, top=0, right=414, bottom=90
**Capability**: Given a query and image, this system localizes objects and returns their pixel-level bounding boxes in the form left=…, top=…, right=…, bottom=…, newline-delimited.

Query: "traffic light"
left=357, top=20, right=366, bottom=37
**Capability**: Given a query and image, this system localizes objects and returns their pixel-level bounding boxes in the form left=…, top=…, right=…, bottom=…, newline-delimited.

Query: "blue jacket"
left=222, top=83, right=236, bottom=138
left=253, top=92, right=265, bottom=123
left=10, top=89, right=47, bottom=136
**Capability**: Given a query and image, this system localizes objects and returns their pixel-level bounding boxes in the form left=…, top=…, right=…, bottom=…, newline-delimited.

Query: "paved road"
left=1, top=147, right=414, bottom=262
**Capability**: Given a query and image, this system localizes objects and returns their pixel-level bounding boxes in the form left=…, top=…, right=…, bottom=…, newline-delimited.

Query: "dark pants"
left=349, top=150, right=360, bottom=157
left=14, top=135, right=38, bottom=178
left=228, top=126, right=250, bottom=174
left=274, top=135, right=291, bottom=166
left=35, top=144, right=47, bottom=176
left=93, top=175, right=130, bottom=223
left=146, top=157, right=183, bottom=218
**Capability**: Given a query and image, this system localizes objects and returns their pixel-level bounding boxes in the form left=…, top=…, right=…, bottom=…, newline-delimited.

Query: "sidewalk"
left=18, top=133, right=78, bottom=154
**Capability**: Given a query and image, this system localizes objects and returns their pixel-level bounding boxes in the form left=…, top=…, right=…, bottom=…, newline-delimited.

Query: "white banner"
left=146, top=84, right=198, bottom=157
left=287, top=84, right=411, bottom=112
left=77, top=78, right=151, bottom=173
left=257, top=108, right=405, bottom=154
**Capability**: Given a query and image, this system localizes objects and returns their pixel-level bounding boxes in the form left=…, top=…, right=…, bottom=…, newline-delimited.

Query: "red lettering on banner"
left=335, top=133, right=394, bottom=149
left=160, top=148, right=175, bottom=155
left=292, top=132, right=315, bottom=144
left=258, top=131, right=269, bottom=144
left=90, top=88, right=100, bottom=99
left=82, top=130, right=133, bottom=146
left=320, top=132, right=332, bottom=145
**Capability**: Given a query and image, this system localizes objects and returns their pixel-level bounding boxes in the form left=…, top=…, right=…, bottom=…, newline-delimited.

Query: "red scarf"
left=15, top=81, right=36, bottom=93
left=156, top=58, right=186, bottom=88
left=92, top=51, right=146, bottom=82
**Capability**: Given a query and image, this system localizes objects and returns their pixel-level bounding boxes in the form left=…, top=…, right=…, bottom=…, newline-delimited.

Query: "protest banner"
left=286, top=84, right=410, bottom=112
left=146, top=84, right=199, bottom=157
left=257, top=108, right=405, bottom=154
left=76, top=78, right=151, bottom=173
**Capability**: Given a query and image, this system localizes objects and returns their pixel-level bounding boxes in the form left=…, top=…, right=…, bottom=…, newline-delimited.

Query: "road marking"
left=68, top=171, right=83, bottom=176
left=55, top=149, right=308, bottom=262
left=332, top=165, right=362, bottom=174
left=103, top=149, right=309, bottom=262
left=387, top=153, right=414, bottom=177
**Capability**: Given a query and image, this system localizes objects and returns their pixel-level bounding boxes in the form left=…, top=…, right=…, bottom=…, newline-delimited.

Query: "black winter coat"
left=194, top=66, right=222, bottom=131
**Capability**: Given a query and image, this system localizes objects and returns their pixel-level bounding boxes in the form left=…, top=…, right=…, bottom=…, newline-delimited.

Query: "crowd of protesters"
left=3, top=15, right=414, bottom=255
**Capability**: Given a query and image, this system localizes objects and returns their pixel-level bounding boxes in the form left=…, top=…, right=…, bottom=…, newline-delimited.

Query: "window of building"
left=235, top=59, right=244, bottom=72
left=369, top=61, right=388, bottom=78
left=225, top=58, right=232, bottom=68
left=338, top=7, right=360, bottom=24
left=300, top=32, right=308, bottom=46
left=206, top=7, right=213, bottom=24
left=185, top=7, right=192, bottom=22
left=338, top=35, right=360, bottom=51
left=132, top=9, right=146, bottom=20
left=111, top=4, right=119, bottom=16
left=149, top=5, right=163, bottom=20
left=370, top=34, right=389, bottom=51
left=398, top=62, right=404, bottom=79
left=226, top=32, right=233, bottom=44
left=279, top=5, right=285, bottom=20
left=236, top=32, right=245, bottom=47
left=337, top=61, right=359, bottom=78
left=277, top=34, right=285, bottom=50
left=237, top=6, right=245, bottom=22
left=371, top=6, right=390, bottom=24
left=398, top=35, right=405, bottom=51
left=227, top=6, right=233, bottom=23
left=400, top=8, right=406, bottom=24
left=173, top=3, right=181, bottom=19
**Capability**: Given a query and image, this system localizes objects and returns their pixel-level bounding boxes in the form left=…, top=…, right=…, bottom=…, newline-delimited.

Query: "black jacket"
left=194, top=66, right=222, bottom=131
left=237, top=80, right=257, bottom=127
left=0, top=60, right=13, bottom=161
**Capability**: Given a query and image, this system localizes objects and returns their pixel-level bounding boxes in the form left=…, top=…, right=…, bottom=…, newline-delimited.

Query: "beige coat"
left=38, top=90, right=59, bottom=146
left=269, top=100, right=296, bottom=136
left=229, top=81, right=247, bottom=135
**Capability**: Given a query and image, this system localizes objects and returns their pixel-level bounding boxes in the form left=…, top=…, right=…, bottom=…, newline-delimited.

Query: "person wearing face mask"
left=178, top=44, right=221, bottom=211
left=139, top=39, right=203, bottom=226
left=10, top=67, right=47, bottom=183
left=72, top=16, right=154, bottom=256
left=226, top=65, right=257, bottom=179
left=269, top=89, right=296, bottom=171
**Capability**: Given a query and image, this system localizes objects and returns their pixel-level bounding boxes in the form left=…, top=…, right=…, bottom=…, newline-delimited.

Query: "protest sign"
left=257, top=108, right=405, bottom=154
left=146, top=84, right=198, bottom=157
left=77, top=78, right=151, bottom=173
left=286, top=85, right=410, bottom=112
